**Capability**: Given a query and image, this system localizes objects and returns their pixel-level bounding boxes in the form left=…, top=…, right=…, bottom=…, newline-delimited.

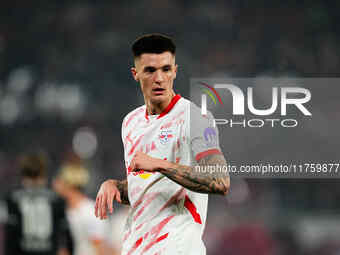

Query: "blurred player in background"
left=95, top=34, right=230, bottom=255
left=3, top=152, right=73, bottom=255
left=53, top=153, right=118, bottom=255
left=109, top=205, right=129, bottom=253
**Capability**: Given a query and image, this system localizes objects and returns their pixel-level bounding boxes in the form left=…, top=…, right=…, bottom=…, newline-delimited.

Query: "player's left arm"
left=130, top=151, right=229, bottom=195
left=160, top=153, right=229, bottom=195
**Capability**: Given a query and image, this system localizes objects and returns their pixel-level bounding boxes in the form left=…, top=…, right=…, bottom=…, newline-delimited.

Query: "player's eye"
left=162, top=66, right=171, bottom=72
left=144, top=67, right=156, bottom=73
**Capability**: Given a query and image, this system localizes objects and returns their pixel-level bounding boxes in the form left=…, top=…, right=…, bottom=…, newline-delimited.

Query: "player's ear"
left=131, top=67, right=139, bottom=82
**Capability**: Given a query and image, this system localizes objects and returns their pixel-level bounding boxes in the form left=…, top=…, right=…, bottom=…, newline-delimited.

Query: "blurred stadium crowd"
left=1, top=0, right=340, bottom=254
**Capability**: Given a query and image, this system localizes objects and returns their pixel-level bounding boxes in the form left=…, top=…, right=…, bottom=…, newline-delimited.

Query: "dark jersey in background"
left=4, top=187, right=73, bottom=255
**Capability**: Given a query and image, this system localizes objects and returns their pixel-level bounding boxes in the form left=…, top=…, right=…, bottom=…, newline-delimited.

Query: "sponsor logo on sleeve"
left=204, top=127, right=217, bottom=147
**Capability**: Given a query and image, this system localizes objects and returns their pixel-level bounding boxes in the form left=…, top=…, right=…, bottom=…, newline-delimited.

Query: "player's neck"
left=145, top=93, right=175, bottom=116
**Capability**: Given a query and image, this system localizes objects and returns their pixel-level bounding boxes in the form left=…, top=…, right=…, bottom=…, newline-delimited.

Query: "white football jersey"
left=121, top=95, right=222, bottom=255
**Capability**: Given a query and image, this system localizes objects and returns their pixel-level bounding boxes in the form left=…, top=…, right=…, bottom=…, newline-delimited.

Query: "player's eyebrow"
left=162, top=64, right=172, bottom=70
left=143, top=66, right=156, bottom=72
left=143, top=64, right=172, bottom=73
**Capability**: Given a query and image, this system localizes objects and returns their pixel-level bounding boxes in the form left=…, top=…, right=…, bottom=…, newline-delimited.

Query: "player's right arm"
left=94, top=110, right=135, bottom=219
left=95, top=179, right=129, bottom=220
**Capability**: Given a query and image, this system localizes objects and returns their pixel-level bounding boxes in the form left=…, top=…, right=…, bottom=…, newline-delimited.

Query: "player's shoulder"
left=124, top=105, right=145, bottom=118
left=182, top=97, right=215, bottom=120
left=172, top=96, right=193, bottom=114
left=177, top=96, right=190, bottom=108
left=122, top=105, right=146, bottom=128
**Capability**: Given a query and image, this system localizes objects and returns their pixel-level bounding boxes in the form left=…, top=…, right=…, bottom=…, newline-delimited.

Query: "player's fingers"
left=131, top=160, right=140, bottom=172
left=98, top=195, right=103, bottom=219
left=100, top=194, right=107, bottom=219
left=115, top=190, right=122, bottom=204
left=103, top=194, right=108, bottom=219
left=107, top=191, right=113, bottom=214
left=95, top=196, right=100, bottom=217
left=129, top=160, right=135, bottom=171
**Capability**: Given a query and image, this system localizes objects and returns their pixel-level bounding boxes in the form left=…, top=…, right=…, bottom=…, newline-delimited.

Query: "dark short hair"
left=20, top=153, right=47, bottom=179
left=132, top=34, right=176, bottom=58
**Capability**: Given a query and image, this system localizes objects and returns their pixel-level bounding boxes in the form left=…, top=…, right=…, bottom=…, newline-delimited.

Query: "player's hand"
left=130, top=151, right=167, bottom=173
left=95, top=179, right=121, bottom=220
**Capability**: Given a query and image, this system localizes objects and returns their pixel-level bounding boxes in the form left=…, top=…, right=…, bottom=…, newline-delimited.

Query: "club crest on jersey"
left=159, top=129, right=173, bottom=145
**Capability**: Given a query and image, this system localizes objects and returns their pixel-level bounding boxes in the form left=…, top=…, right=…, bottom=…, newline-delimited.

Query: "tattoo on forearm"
left=158, top=154, right=229, bottom=195
left=116, top=179, right=130, bottom=205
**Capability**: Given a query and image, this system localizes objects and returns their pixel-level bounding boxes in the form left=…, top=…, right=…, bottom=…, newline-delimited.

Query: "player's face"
left=131, top=52, right=177, bottom=105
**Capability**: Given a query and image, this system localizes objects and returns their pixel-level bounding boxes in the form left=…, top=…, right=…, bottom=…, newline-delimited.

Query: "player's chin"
left=150, top=93, right=167, bottom=104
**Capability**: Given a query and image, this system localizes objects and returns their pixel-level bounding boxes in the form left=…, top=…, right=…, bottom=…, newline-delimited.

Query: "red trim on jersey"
left=184, top=195, right=202, bottom=224
left=145, top=109, right=149, bottom=120
left=142, top=233, right=169, bottom=253
left=127, top=236, right=143, bottom=255
left=158, top=94, right=181, bottom=119
left=195, top=149, right=222, bottom=162
left=144, top=94, right=182, bottom=120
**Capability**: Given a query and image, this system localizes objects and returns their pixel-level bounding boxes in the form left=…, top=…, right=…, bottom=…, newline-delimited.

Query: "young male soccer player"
left=95, top=34, right=230, bottom=255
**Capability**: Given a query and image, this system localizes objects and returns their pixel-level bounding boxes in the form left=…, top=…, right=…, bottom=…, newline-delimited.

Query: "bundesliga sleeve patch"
left=189, top=104, right=222, bottom=162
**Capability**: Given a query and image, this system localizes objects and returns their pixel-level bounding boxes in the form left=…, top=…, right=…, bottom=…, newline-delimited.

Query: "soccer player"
left=53, top=155, right=118, bottom=255
left=3, top=152, right=73, bottom=255
left=95, top=34, right=230, bottom=255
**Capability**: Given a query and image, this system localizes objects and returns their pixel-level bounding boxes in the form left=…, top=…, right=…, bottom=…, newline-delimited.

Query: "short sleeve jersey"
left=121, top=95, right=222, bottom=255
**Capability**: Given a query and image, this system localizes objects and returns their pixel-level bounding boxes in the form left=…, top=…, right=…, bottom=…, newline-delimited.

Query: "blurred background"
left=1, top=0, right=340, bottom=254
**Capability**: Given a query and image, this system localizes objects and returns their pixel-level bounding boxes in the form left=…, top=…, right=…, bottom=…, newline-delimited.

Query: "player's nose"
left=154, top=69, right=165, bottom=83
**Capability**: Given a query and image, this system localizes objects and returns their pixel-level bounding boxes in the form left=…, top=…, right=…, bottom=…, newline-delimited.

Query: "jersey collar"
left=145, top=94, right=181, bottom=120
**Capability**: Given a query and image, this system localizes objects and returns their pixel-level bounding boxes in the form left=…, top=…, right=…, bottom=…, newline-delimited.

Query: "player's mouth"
left=152, top=87, right=166, bottom=95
